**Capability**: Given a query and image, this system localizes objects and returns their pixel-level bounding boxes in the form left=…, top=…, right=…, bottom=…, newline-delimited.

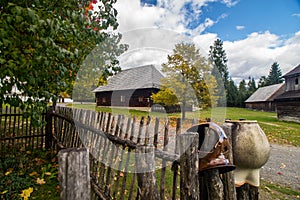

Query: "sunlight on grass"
left=68, top=104, right=300, bottom=146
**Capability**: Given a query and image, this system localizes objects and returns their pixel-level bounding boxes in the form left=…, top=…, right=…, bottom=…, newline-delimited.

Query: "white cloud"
left=292, top=13, right=300, bottom=17
left=223, top=31, right=300, bottom=82
left=236, top=25, right=245, bottom=30
left=114, top=0, right=300, bottom=83
left=221, top=0, right=239, bottom=7
left=193, top=33, right=218, bottom=54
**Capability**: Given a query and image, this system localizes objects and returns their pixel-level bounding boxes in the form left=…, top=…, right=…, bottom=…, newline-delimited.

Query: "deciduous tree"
left=151, top=42, right=218, bottom=119
left=0, top=0, right=127, bottom=124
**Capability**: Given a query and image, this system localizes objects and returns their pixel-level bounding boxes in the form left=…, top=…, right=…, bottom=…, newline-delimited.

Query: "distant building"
left=93, top=65, right=163, bottom=107
left=245, top=83, right=285, bottom=111
left=275, top=64, right=300, bottom=123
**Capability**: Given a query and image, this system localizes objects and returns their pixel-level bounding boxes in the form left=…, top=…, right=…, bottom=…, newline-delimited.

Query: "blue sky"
left=115, top=0, right=300, bottom=82
left=202, top=0, right=300, bottom=41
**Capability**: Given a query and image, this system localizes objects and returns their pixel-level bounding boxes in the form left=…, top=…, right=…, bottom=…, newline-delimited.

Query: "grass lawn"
left=69, top=104, right=300, bottom=147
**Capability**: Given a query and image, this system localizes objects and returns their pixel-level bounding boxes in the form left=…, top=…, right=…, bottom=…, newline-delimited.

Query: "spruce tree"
left=209, top=39, right=229, bottom=106
left=238, top=79, right=247, bottom=107
left=226, top=79, right=239, bottom=107
left=266, top=62, right=284, bottom=85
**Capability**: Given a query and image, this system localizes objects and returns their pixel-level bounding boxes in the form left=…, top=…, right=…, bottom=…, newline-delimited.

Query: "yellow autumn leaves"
left=19, top=187, right=33, bottom=200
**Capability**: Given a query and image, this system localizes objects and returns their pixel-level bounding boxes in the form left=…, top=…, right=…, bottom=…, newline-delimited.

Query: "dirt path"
left=260, top=144, right=300, bottom=191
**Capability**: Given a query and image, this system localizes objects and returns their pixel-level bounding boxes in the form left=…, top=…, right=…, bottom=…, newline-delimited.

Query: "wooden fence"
left=0, top=105, right=47, bottom=157
left=51, top=107, right=183, bottom=200
left=0, top=106, right=258, bottom=200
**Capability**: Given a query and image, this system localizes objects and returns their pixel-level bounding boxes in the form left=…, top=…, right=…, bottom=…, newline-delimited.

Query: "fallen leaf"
left=277, top=172, right=282, bottom=175
left=264, top=186, right=271, bottom=192
left=56, top=185, right=60, bottom=192
left=19, top=187, right=33, bottom=200
left=5, top=168, right=13, bottom=176
left=36, top=178, right=46, bottom=185
left=1, top=190, right=8, bottom=195
left=35, top=158, right=44, bottom=166
left=280, top=163, right=286, bottom=169
left=29, top=172, right=38, bottom=177
left=45, top=172, right=51, bottom=176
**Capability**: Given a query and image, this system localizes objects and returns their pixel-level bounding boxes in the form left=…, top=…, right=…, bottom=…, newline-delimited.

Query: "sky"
left=112, top=0, right=300, bottom=83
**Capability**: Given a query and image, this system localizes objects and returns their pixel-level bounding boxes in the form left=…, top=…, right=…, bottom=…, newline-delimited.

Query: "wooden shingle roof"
left=93, top=65, right=164, bottom=92
left=283, top=64, right=300, bottom=78
left=245, top=83, right=285, bottom=103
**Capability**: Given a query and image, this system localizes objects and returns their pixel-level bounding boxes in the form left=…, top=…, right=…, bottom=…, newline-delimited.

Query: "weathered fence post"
left=202, top=169, right=224, bottom=200
left=179, top=132, right=200, bottom=200
left=58, top=148, right=91, bottom=200
left=221, top=124, right=237, bottom=200
left=236, top=184, right=258, bottom=200
left=135, top=144, right=159, bottom=200
left=45, top=107, right=53, bottom=149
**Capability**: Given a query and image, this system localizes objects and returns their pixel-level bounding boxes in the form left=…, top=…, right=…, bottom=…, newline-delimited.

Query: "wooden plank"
left=172, top=118, right=181, bottom=200
left=179, top=132, right=199, bottom=200
left=136, top=145, right=159, bottom=200
left=128, top=116, right=137, bottom=200
left=221, top=123, right=237, bottom=200
left=137, top=116, right=145, bottom=144
left=58, top=148, right=91, bottom=200
left=160, top=118, right=169, bottom=199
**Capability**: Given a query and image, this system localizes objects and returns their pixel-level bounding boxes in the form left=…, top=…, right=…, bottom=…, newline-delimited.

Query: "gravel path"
left=260, top=144, right=300, bottom=191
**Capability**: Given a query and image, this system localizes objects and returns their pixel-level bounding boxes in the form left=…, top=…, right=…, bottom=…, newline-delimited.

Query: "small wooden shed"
left=245, top=83, right=285, bottom=111
left=93, top=65, right=163, bottom=107
left=275, top=64, right=300, bottom=123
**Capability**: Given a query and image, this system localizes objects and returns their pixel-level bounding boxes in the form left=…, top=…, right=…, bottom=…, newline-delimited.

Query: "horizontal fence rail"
left=51, top=107, right=187, bottom=200
left=1, top=106, right=258, bottom=200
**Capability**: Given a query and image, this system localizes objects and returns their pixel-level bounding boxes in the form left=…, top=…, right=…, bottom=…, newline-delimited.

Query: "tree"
left=226, top=79, right=239, bottom=107
left=151, top=42, right=218, bottom=119
left=258, top=76, right=268, bottom=87
left=266, top=62, right=284, bottom=85
left=0, top=0, right=127, bottom=125
left=238, top=79, right=248, bottom=107
left=209, top=39, right=229, bottom=106
left=247, top=76, right=257, bottom=96
left=258, top=62, right=284, bottom=87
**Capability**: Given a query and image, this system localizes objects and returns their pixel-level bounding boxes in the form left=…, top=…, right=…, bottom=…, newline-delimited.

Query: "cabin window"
left=102, top=97, right=106, bottom=103
left=295, top=78, right=299, bottom=85
left=120, top=95, right=125, bottom=102
left=138, top=96, right=143, bottom=102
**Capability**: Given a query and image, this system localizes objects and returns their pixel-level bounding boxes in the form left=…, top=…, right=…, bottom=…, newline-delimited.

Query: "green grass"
left=0, top=148, right=59, bottom=200
left=260, top=180, right=300, bottom=200
left=69, top=104, right=300, bottom=147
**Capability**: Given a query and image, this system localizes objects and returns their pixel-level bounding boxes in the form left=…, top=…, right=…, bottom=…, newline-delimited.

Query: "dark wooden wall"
left=95, top=88, right=159, bottom=107
left=276, top=100, right=300, bottom=123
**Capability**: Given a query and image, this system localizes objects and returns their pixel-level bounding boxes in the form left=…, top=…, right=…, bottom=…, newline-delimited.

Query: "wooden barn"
left=275, top=64, right=300, bottom=123
left=93, top=65, right=163, bottom=107
left=245, top=83, right=285, bottom=111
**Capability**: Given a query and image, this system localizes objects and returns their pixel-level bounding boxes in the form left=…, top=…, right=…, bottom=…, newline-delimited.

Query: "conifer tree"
left=209, top=39, right=230, bottom=106
left=266, top=62, right=284, bottom=85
